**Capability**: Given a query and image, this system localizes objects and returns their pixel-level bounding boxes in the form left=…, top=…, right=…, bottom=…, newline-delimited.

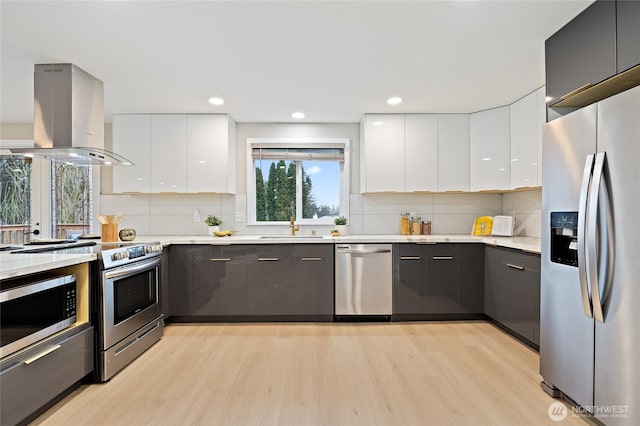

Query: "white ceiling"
left=0, top=0, right=592, bottom=124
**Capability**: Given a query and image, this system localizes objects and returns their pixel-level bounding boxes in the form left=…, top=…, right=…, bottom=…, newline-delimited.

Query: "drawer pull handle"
left=400, top=256, right=421, bottom=260
left=301, top=257, right=322, bottom=261
left=23, top=345, right=61, bottom=365
left=432, top=256, right=453, bottom=260
left=258, top=257, right=279, bottom=261
left=210, top=258, right=231, bottom=262
left=416, top=242, right=437, bottom=245
left=506, top=263, right=525, bottom=270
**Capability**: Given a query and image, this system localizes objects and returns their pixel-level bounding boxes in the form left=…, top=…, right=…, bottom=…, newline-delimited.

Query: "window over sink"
left=247, top=138, right=349, bottom=225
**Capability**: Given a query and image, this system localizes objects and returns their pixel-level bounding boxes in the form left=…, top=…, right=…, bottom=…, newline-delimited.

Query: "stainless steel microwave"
left=0, top=274, right=77, bottom=358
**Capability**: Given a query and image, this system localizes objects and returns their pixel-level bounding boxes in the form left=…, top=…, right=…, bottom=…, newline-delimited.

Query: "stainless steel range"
left=10, top=241, right=164, bottom=381
left=95, top=243, right=163, bottom=381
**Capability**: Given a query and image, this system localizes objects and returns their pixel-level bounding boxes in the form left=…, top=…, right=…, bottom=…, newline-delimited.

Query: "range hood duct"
left=10, top=64, right=133, bottom=166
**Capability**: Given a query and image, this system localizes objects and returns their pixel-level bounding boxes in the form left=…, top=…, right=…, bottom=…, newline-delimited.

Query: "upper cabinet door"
left=510, top=89, right=540, bottom=188
left=112, top=114, right=151, bottom=193
left=437, top=114, right=470, bottom=192
left=470, top=106, right=510, bottom=191
left=405, top=114, right=438, bottom=192
left=545, top=0, right=617, bottom=106
left=150, top=114, right=187, bottom=193
left=186, top=115, right=236, bottom=193
left=617, top=0, right=640, bottom=73
left=361, top=114, right=405, bottom=192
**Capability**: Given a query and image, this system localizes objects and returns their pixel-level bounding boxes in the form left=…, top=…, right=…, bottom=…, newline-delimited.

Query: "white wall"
left=502, top=189, right=542, bottom=237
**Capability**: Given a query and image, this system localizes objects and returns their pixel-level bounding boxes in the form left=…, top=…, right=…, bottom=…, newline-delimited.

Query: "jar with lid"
left=421, top=220, right=432, bottom=235
left=410, top=216, right=422, bottom=235
left=400, top=212, right=410, bottom=235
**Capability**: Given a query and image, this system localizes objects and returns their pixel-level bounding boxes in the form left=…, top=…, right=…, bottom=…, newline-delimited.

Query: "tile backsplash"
left=100, top=190, right=541, bottom=237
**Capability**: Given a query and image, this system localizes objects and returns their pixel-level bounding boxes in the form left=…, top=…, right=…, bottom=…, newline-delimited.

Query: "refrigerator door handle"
left=589, top=152, right=612, bottom=323
left=578, top=154, right=595, bottom=318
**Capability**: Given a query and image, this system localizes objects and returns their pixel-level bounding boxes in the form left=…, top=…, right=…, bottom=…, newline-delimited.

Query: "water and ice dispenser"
left=550, top=212, right=579, bottom=266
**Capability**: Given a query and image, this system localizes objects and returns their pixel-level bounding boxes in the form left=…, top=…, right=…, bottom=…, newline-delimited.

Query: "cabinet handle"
left=400, top=256, right=421, bottom=260
left=23, top=345, right=61, bottom=365
left=258, top=257, right=279, bottom=261
left=210, top=258, right=231, bottom=262
left=432, top=256, right=453, bottom=260
left=416, top=242, right=436, bottom=245
left=506, top=263, right=525, bottom=270
left=301, top=257, right=322, bottom=261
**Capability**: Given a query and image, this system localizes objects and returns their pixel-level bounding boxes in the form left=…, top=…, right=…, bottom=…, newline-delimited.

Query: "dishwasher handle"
left=336, top=248, right=391, bottom=254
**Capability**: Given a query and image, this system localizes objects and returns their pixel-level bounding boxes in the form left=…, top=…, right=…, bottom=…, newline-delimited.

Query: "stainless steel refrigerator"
left=540, top=85, right=640, bottom=425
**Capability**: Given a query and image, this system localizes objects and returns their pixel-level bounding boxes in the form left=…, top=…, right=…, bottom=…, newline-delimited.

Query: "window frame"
left=246, top=138, right=350, bottom=226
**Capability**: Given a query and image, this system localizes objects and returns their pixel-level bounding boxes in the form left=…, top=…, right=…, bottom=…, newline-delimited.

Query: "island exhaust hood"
left=10, top=64, right=133, bottom=166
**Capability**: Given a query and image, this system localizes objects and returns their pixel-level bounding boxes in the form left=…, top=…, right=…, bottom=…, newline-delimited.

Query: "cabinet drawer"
left=290, top=244, right=332, bottom=260
left=246, top=244, right=293, bottom=260
left=1, top=327, right=94, bottom=426
left=500, top=248, right=540, bottom=272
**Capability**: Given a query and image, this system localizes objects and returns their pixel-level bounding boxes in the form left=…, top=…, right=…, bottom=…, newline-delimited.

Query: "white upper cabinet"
left=112, top=115, right=151, bottom=193
left=437, top=114, right=470, bottom=191
left=187, top=114, right=236, bottom=193
left=361, top=114, right=439, bottom=193
left=510, top=87, right=545, bottom=188
left=536, top=87, right=545, bottom=186
left=112, top=114, right=236, bottom=194
left=151, top=114, right=187, bottom=193
left=361, top=114, right=405, bottom=192
left=470, top=106, right=510, bottom=191
left=405, top=114, right=438, bottom=192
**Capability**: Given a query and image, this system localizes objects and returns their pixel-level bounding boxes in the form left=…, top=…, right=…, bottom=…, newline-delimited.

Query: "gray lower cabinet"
left=170, top=245, right=247, bottom=316
left=246, top=244, right=333, bottom=317
left=393, top=243, right=484, bottom=317
left=484, top=246, right=541, bottom=346
left=484, top=246, right=502, bottom=320
left=160, top=247, right=171, bottom=318
left=0, top=326, right=94, bottom=426
left=170, top=244, right=333, bottom=320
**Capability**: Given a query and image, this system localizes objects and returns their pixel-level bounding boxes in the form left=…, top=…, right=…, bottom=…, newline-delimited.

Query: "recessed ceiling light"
left=545, top=96, right=553, bottom=103
left=498, top=168, right=506, bottom=171
left=104, top=161, right=112, bottom=165
left=23, top=153, right=34, bottom=158
left=511, top=158, right=519, bottom=162
left=199, top=160, right=207, bottom=164
left=372, top=121, right=384, bottom=126
left=122, top=162, right=132, bottom=166
left=292, top=112, right=305, bottom=119
left=482, top=157, right=492, bottom=161
left=69, top=152, right=79, bottom=157
left=386, top=97, right=403, bottom=105
left=208, top=97, right=225, bottom=106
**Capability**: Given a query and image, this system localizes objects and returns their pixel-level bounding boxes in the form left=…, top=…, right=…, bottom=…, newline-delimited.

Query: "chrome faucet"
left=290, top=202, right=299, bottom=236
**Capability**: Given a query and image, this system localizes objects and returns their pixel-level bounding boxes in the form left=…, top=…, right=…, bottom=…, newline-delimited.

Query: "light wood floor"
left=32, top=322, right=588, bottom=426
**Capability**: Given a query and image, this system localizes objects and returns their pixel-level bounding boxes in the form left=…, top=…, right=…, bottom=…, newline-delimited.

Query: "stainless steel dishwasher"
left=335, top=244, right=392, bottom=318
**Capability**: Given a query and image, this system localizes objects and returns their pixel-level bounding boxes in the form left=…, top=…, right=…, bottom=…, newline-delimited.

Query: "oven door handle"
left=103, top=257, right=161, bottom=280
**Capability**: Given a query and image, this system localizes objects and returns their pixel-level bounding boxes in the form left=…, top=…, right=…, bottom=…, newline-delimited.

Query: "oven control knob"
left=154, top=244, right=163, bottom=252
left=123, top=251, right=130, bottom=258
left=112, top=252, right=123, bottom=261
left=145, top=246, right=152, bottom=253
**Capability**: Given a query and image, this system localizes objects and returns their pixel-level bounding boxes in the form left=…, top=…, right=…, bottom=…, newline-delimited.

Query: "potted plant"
left=205, top=215, right=222, bottom=236
left=334, top=216, right=348, bottom=236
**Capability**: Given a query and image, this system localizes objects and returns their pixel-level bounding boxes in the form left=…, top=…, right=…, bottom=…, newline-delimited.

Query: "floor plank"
left=30, top=321, right=588, bottom=425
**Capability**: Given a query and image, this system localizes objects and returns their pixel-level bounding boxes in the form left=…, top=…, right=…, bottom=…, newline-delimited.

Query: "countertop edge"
left=139, top=235, right=542, bottom=254
left=0, top=253, right=97, bottom=280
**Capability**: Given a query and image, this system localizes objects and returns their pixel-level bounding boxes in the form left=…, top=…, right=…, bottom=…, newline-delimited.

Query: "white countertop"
left=0, top=252, right=97, bottom=280
left=133, top=234, right=542, bottom=253
left=0, top=234, right=540, bottom=280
